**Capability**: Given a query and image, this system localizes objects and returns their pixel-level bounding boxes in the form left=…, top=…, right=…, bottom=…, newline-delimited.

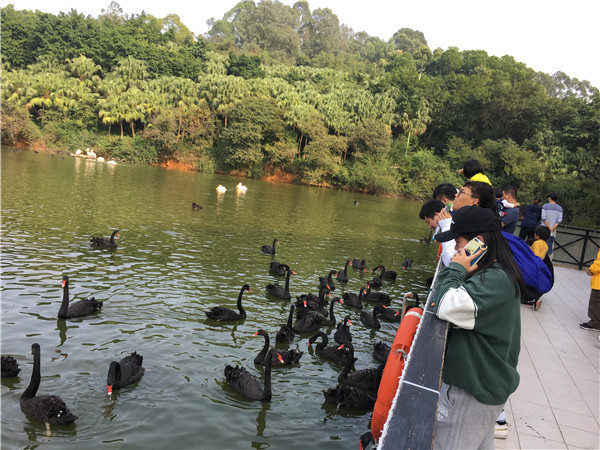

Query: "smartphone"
left=463, top=237, right=487, bottom=266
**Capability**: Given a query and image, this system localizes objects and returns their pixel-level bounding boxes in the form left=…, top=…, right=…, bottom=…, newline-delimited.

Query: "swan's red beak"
left=338, top=344, right=345, bottom=350
left=107, top=385, right=113, bottom=395
left=253, top=331, right=259, bottom=336
left=349, top=261, right=353, bottom=266
left=382, top=305, right=388, bottom=309
left=348, top=320, right=352, bottom=326
left=394, top=311, right=401, bottom=316
left=291, top=271, right=296, bottom=275
left=339, top=299, right=344, bottom=304
left=277, top=354, right=284, bottom=364
left=117, top=232, right=120, bottom=237
left=62, top=280, right=66, bottom=287
left=303, top=300, right=307, bottom=307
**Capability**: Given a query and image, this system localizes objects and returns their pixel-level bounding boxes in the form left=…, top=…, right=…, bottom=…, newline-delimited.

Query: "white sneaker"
left=494, top=421, right=509, bottom=439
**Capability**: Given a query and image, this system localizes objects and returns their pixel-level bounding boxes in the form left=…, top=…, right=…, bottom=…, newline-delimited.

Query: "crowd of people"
left=414, top=158, right=597, bottom=448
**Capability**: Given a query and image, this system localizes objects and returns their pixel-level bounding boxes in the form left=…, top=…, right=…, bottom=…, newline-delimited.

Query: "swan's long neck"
left=318, top=286, right=327, bottom=307
left=271, top=239, right=277, bottom=254
left=262, top=350, right=275, bottom=401
left=344, top=261, right=349, bottom=273
left=21, top=346, right=41, bottom=400
left=328, top=299, right=335, bottom=321
left=286, top=305, right=294, bottom=327
left=317, top=332, right=327, bottom=349
left=110, top=230, right=117, bottom=244
left=258, top=333, right=270, bottom=362
left=237, top=288, right=246, bottom=314
left=379, top=266, right=386, bottom=279
left=284, top=271, right=291, bottom=294
left=372, top=307, right=380, bottom=326
left=58, top=279, right=69, bottom=318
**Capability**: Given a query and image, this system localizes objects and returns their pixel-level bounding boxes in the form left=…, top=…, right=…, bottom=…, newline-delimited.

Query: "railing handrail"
left=517, top=221, right=599, bottom=270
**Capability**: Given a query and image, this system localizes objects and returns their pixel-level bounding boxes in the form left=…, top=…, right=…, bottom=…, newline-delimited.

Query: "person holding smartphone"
left=432, top=206, right=525, bottom=449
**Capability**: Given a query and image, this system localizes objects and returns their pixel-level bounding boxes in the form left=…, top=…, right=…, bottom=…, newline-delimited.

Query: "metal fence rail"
left=518, top=223, right=600, bottom=270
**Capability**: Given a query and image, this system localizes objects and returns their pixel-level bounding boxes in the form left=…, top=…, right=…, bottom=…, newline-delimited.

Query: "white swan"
left=216, top=185, right=227, bottom=193
left=86, top=148, right=97, bottom=159
left=107, top=160, right=117, bottom=165
left=75, top=149, right=82, bottom=155
left=97, top=156, right=105, bottom=162
left=236, top=182, right=248, bottom=192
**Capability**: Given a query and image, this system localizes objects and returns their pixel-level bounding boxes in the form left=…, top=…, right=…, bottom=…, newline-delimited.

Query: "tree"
left=65, top=55, right=102, bottom=87
left=400, top=99, right=431, bottom=154
left=392, top=28, right=428, bottom=54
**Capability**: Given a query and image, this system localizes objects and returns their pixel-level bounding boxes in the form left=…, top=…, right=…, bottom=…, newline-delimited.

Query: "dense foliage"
left=1, top=1, right=598, bottom=226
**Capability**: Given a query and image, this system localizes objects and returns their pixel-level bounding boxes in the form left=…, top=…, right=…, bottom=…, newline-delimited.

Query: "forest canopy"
left=1, top=1, right=598, bottom=227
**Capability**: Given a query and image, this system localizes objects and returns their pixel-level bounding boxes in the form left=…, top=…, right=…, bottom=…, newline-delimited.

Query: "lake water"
left=1, top=148, right=438, bottom=449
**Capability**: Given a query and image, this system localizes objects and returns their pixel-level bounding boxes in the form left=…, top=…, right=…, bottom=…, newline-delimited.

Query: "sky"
left=2, top=0, right=599, bottom=88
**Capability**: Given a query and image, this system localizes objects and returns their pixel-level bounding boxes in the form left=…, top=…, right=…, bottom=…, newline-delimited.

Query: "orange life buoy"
left=371, top=307, right=423, bottom=441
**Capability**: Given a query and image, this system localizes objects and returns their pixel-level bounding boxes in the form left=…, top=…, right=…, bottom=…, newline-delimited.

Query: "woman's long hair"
left=462, top=230, right=525, bottom=301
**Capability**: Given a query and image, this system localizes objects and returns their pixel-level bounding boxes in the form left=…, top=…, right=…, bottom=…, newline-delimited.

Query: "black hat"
left=435, top=206, right=501, bottom=242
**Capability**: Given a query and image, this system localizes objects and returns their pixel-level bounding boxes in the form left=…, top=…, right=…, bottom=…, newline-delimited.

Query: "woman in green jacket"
left=433, top=206, right=525, bottom=448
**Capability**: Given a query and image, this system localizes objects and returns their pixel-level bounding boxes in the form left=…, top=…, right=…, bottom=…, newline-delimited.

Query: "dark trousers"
left=586, top=289, right=600, bottom=329
left=519, top=226, right=536, bottom=241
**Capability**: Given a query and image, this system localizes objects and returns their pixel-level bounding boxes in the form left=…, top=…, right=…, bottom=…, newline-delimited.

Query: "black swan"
left=253, top=330, right=302, bottom=366
left=373, top=341, right=391, bottom=363
left=1, top=355, right=20, bottom=377
left=339, top=287, right=366, bottom=309
left=292, top=300, right=326, bottom=333
left=323, top=384, right=375, bottom=410
left=334, top=315, right=352, bottom=345
left=360, top=431, right=374, bottom=450
left=224, top=349, right=281, bottom=402
left=308, top=332, right=352, bottom=364
left=269, top=261, right=289, bottom=276
left=372, top=264, right=397, bottom=280
left=364, top=284, right=390, bottom=303
left=360, top=305, right=383, bottom=329
left=351, top=259, right=367, bottom=272
left=205, top=284, right=250, bottom=321
left=319, top=270, right=337, bottom=291
left=338, top=343, right=384, bottom=392
left=378, top=304, right=402, bottom=322
left=337, top=260, right=350, bottom=283
left=317, top=298, right=338, bottom=327
left=192, top=202, right=203, bottom=210
left=419, top=230, right=433, bottom=244
left=20, top=343, right=78, bottom=425
left=90, top=229, right=119, bottom=247
left=401, top=258, right=413, bottom=269
left=261, top=239, right=279, bottom=254
left=295, top=284, right=330, bottom=318
left=58, top=275, right=103, bottom=319
left=367, top=270, right=383, bottom=290
left=265, top=269, right=295, bottom=300
left=107, top=352, right=144, bottom=395
left=275, top=304, right=296, bottom=343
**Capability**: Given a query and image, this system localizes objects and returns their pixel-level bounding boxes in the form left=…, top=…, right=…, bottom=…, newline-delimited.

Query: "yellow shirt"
left=469, top=172, right=492, bottom=186
left=531, top=239, right=548, bottom=260
left=589, top=249, right=600, bottom=291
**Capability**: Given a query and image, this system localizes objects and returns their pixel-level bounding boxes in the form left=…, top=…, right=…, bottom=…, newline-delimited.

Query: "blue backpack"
left=503, top=232, right=553, bottom=294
